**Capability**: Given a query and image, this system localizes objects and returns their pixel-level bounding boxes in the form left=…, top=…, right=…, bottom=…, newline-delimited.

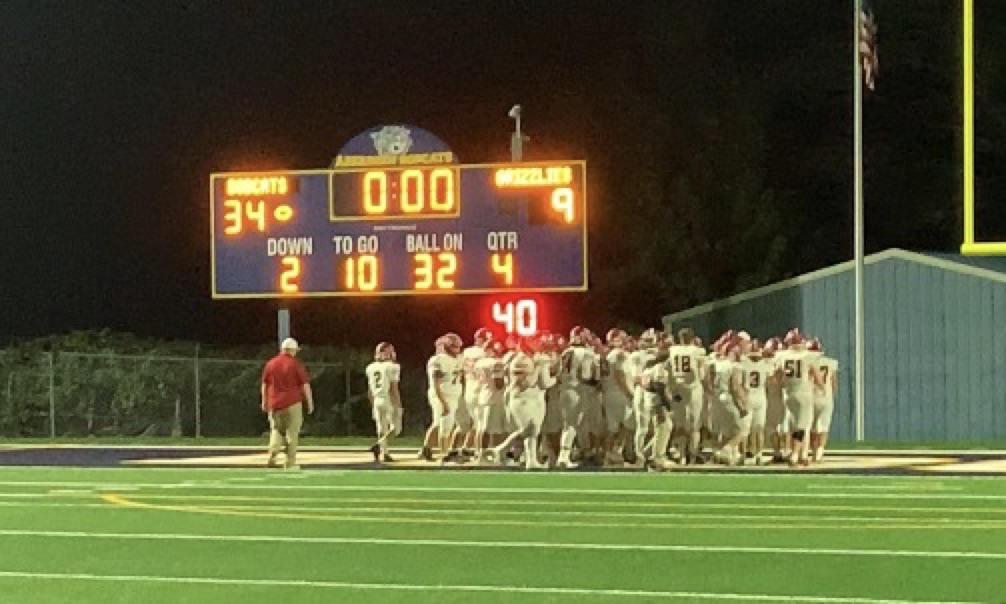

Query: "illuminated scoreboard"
left=210, top=161, right=587, bottom=298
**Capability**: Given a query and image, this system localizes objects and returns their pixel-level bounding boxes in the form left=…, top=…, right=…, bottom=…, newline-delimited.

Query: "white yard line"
left=0, top=570, right=988, bottom=603
left=0, top=529, right=1003, bottom=561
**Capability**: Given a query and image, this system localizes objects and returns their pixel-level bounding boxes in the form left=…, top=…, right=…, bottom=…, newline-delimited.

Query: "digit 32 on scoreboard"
left=209, top=160, right=587, bottom=298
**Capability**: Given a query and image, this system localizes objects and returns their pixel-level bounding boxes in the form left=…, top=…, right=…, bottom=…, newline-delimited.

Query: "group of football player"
left=364, top=325, right=839, bottom=471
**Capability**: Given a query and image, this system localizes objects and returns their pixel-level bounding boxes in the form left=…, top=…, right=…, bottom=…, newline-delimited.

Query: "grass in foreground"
left=0, top=467, right=1003, bottom=603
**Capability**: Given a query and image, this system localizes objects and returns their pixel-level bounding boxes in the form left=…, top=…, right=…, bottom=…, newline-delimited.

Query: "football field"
left=0, top=466, right=1004, bottom=603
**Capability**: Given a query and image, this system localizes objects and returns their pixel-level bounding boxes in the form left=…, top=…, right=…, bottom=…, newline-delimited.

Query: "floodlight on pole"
left=509, top=104, right=529, bottom=161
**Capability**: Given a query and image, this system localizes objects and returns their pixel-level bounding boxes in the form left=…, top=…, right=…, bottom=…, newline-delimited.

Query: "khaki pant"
left=268, top=403, right=303, bottom=467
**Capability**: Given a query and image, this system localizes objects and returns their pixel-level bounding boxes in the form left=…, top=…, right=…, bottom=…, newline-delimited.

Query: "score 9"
left=492, top=299, right=538, bottom=336
left=364, top=168, right=456, bottom=215
left=550, top=187, right=575, bottom=223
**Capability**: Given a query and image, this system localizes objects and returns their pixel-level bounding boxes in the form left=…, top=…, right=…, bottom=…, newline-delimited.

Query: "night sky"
left=4, top=1, right=1004, bottom=358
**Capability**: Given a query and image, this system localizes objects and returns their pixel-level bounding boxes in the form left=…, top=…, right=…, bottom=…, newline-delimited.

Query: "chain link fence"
left=0, top=350, right=433, bottom=439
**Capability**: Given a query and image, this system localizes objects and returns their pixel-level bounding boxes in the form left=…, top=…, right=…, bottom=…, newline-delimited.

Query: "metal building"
left=662, top=249, right=1006, bottom=443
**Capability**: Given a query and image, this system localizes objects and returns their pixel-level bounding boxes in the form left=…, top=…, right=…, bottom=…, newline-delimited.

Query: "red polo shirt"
left=262, top=353, right=310, bottom=412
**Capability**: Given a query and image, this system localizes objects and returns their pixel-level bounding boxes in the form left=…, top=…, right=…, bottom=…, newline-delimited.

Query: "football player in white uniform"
left=555, top=326, right=593, bottom=468
left=711, top=339, right=750, bottom=465
left=473, top=340, right=507, bottom=462
left=627, top=329, right=660, bottom=466
left=774, top=330, right=824, bottom=467
left=578, top=332, right=605, bottom=466
left=742, top=339, right=774, bottom=464
left=636, top=338, right=674, bottom=470
left=366, top=342, right=402, bottom=463
left=601, top=329, right=634, bottom=466
left=492, top=337, right=551, bottom=470
left=426, top=333, right=467, bottom=463
left=540, top=334, right=565, bottom=465
left=807, top=338, right=839, bottom=462
left=668, top=328, right=707, bottom=465
left=461, top=327, right=493, bottom=455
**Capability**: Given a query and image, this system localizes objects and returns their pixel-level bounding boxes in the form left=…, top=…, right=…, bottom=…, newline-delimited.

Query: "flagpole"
left=853, top=0, right=866, bottom=442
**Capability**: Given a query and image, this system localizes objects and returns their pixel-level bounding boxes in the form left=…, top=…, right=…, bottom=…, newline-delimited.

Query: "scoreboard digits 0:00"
left=209, top=160, right=587, bottom=298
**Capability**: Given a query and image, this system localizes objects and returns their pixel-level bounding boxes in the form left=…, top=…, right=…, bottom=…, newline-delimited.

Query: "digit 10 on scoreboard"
left=209, top=161, right=587, bottom=297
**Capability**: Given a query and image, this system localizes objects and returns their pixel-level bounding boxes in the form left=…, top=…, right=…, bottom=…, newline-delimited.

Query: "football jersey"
left=641, top=359, right=670, bottom=404
left=427, top=353, right=463, bottom=397
left=627, top=348, right=658, bottom=388
left=741, top=357, right=772, bottom=398
left=668, top=344, right=704, bottom=387
left=559, top=345, right=593, bottom=387
left=602, top=347, right=631, bottom=395
left=534, top=352, right=558, bottom=390
left=815, top=356, right=839, bottom=398
left=713, top=358, right=741, bottom=395
left=365, top=360, right=400, bottom=399
left=774, top=350, right=816, bottom=393
left=461, top=346, right=486, bottom=390
left=475, top=355, right=507, bottom=393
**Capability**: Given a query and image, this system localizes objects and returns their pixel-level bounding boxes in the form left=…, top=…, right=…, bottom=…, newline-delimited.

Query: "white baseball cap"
left=280, top=337, right=300, bottom=351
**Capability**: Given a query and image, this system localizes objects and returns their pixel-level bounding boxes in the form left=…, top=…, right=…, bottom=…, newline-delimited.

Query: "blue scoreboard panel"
left=210, top=161, right=587, bottom=298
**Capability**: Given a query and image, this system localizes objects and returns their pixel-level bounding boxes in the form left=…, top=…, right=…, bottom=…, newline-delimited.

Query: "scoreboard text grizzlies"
left=210, top=160, right=587, bottom=298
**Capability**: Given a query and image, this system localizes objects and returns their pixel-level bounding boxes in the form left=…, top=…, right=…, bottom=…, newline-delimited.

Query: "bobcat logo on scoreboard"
left=370, top=125, right=414, bottom=156
left=332, top=123, right=456, bottom=168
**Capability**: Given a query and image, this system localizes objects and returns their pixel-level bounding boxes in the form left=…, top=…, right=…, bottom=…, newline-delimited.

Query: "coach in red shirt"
left=261, top=337, right=314, bottom=469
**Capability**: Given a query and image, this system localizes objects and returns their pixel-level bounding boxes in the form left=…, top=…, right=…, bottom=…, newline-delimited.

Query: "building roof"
left=664, top=248, right=1006, bottom=322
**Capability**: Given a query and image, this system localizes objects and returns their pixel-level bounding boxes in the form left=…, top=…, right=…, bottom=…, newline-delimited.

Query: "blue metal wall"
left=663, top=251, right=1006, bottom=442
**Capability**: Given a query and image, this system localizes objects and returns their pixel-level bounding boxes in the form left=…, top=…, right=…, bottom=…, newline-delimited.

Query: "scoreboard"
left=210, top=161, right=587, bottom=298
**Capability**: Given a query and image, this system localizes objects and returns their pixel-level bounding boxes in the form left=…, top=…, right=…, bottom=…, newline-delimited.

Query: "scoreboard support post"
left=278, top=309, right=291, bottom=347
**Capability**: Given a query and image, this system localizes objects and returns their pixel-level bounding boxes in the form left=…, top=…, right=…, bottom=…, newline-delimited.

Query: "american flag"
left=859, top=0, right=879, bottom=91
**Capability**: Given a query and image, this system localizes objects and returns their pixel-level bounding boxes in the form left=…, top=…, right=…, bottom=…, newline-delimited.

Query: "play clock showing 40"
left=210, top=161, right=587, bottom=297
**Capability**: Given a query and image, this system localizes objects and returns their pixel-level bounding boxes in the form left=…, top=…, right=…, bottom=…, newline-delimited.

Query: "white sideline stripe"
left=1, top=480, right=1005, bottom=500
left=807, top=485, right=963, bottom=491
left=1, top=529, right=1003, bottom=561
left=0, top=571, right=989, bottom=603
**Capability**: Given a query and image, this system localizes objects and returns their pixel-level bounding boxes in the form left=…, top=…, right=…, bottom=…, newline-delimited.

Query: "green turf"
left=0, top=467, right=1003, bottom=603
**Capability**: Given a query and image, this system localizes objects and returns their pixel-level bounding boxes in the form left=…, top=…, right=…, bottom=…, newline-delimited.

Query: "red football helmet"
left=474, top=327, right=493, bottom=345
left=375, top=342, right=396, bottom=361
left=606, top=328, right=626, bottom=347
left=434, top=336, right=448, bottom=354
left=807, top=338, right=822, bottom=352
left=443, top=332, right=463, bottom=354
left=505, top=334, right=519, bottom=351
left=569, top=326, right=588, bottom=346
left=784, top=328, right=803, bottom=346
left=488, top=340, right=505, bottom=358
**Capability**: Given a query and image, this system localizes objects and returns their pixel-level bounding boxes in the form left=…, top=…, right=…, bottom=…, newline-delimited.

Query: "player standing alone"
left=366, top=342, right=402, bottom=463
